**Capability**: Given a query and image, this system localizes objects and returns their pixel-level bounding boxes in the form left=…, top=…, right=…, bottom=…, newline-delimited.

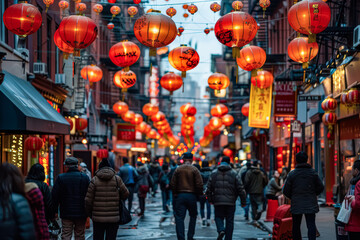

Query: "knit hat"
left=296, top=151, right=308, bottom=164
left=183, top=152, right=193, bottom=160
left=64, top=157, right=78, bottom=166
left=98, top=159, right=110, bottom=169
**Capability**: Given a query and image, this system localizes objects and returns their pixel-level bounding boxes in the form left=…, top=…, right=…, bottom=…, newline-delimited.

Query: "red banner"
left=274, top=82, right=297, bottom=116
left=117, top=124, right=136, bottom=140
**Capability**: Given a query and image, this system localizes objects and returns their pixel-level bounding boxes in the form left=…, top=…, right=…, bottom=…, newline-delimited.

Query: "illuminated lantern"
left=166, top=7, right=177, bottom=18
left=347, top=89, right=360, bottom=105
left=259, top=0, right=270, bottom=17
left=182, top=116, right=196, bottom=125
left=59, top=0, right=69, bottom=10
left=113, top=70, right=137, bottom=88
left=181, top=128, right=195, bottom=137
left=122, top=111, right=135, bottom=122
left=241, top=103, right=250, bottom=117
left=177, top=32, right=182, bottom=37
left=321, top=97, right=337, bottom=112
left=183, top=4, right=189, bottom=9
left=43, top=0, right=54, bottom=12
left=215, top=89, right=226, bottom=98
left=154, top=120, right=168, bottom=128
left=128, top=6, right=138, bottom=17
left=143, top=124, right=152, bottom=134
left=288, top=0, right=331, bottom=41
left=25, top=136, right=43, bottom=157
left=168, top=135, right=180, bottom=146
left=74, top=0, right=81, bottom=3
left=75, top=118, right=88, bottom=131
left=110, top=6, right=121, bottom=19
left=187, top=4, right=198, bottom=15
left=322, top=112, right=337, bottom=126
left=97, top=149, right=109, bottom=159
left=133, top=0, right=141, bottom=4
left=183, top=13, right=189, bottom=18
left=107, top=23, right=115, bottom=30
left=211, top=104, right=229, bottom=117
left=66, top=118, right=74, bottom=131
left=237, top=46, right=266, bottom=74
left=109, top=41, right=140, bottom=71
left=210, top=2, right=221, bottom=12
left=222, top=114, right=234, bottom=126
left=209, top=117, right=223, bottom=130
left=76, top=3, right=86, bottom=14
left=232, top=1, right=244, bottom=11
left=151, top=111, right=166, bottom=122
left=223, top=148, right=233, bottom=157
left=340, top=92, right=348, bottom=105
left=108, top=0, right=116, bottom=3
left=142, top=103, right=159, bottom=116
left=158, top=138, right=169, bottom=147
left=58, top=15, right=98, bottom=56
left=214, top=11, right=258, bottom=58
left=251, top=70, right=273, bottom=89
left=113, top=101, right=129, bottom=115
left=54, top=29, right=74, bottom=59
left=3, top=3, right=42, bottom=38
left=136, top=122, right=148, bottom=133
left=208, top=73, right=230, bottom=91
left=178, top=26, right=185, bottom=34
left=131, top=113, right=144, bottom=125
left=160, top=72, right=183, bottom=95
left=288, top=37, right=319, bottom=68
left=168, top=45, right=200, bottom=78
left=204, top=28, right=210, bottom=35
left=81, top=65, right=103, bottom=83
left=93, top=4, right=103, bottom=15
left=180, top=103, right=197, bottom=116
left=147, top=129, right=158, bottom=139
left=134, top=11, right=177, bottom=56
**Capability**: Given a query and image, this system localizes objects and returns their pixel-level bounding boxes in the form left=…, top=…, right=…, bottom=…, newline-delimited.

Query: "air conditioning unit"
left=33, top=62, right=47, bottom=75
left=353, top=25, right=360, bottom=48
left=55, top=73, right=65, bottom=85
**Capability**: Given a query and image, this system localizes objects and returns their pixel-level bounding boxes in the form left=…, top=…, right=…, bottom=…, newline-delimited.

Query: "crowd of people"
left=0, top=151, right=359, bottom=240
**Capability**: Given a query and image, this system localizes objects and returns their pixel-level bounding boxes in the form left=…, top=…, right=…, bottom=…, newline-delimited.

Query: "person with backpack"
left=159, top=163, right=171, bottom=212
left=118, top=157, right=138, bottom=212
left=135, top=162, right=154, bottom=216
left=200, top=161, right=212, bottom=226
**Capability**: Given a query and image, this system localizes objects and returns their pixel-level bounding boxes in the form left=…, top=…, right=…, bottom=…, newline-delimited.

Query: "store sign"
left=117, top=123, right=136, bottom=140
left=332, top=65, right=346, bottom=97
left=291, top=120, right=301, bottom=132
left=274, top=82, right=297, bottom=116
left=298, top=95, right=322, bottom=101
left=248, top=84, right=273, bottom=129
left=39, top=155, right=49, bottom=185
left=149, top=67, right=159, bottom=106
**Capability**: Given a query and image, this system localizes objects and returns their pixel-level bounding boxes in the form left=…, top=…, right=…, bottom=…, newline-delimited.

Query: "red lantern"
left=211, top=104, right=229, bottom=117
left=183, top=4, right=189, bottom=9
left=180, top=103, right=197, bottom=116
left=76, top=3, right=87, bottom=14
left=241, top=103, right=250, bottom=117
left=66, top=118, right=74, bottom=131
left=181, top=128, right=195, bottom=137
left=133, top=0, right=141, bottom=4
left=76, top=118, right=88, bottom=131
left=81, top=65, right=103, bottom=83
left=208, top=73, right=230, bottom=91
left=58, top=16, right=98, bottom=56
left=25, top=136, right=43, bottom=158
left=346, top=89, right=360, bottom=105
left=54, top=29, right=74, bottom=59
left=93, top=4, right=103, bottom=15
left=168, top=45, right=200, bottom=78
left=183, top=13, right=189, bottom=18
left=128, top=6, right=138, bottom=17
left=178, top=26, right=185, bottom=34
left=122, top=111, right=135, bottom=122
left=182, top=116, right=196, bottom=125
left=109, top=41, right=140, bottom=71
left=322, top=112, right=337, bottom=126
left=59, top=1, right=69, bottom=10
left=210, top=2, right=221, bottom=12
left=110, top=5, right=121, bottom=19
left=259, top=0, right=270, bottom=17
left=131, top=113, right=144, bottom=125
left=151, top=111, right=166, bottom=122
left=251, top=70, right=273, bottom=89
left=147, top=129, right=158, bottom=139
left=142, top=103, right=159, bottom=116
left=232, top=1, right=244, bottom=11
left=107, top=23, right=115, bottom=30
left=209, top=117, right=223, bottom=130
left=222, top=114, right=234, bottom=126
left=204, top=28, right=210, bottom=35
left=160, top=72, right=183, bottom=95
left=321, top=97, right=337, bottom=112
left=3, top=3, right=42, bottom=38
left=113, top=101, right=129, bottom=115
left=97, top=149, right=109, bottom=159
left=136, top=122, right=148, bottom=133
left=43, top=0, right=54, bottom=12
left=166, top=7, right=177, bottom=18
left=223, top=148, right=233, bottom=157
left=113, top=70, right=136, bottom=88
left=237, top=46, right=266, bottom=72
left=288, top=37, right=319, bottom=66
left=187, top=4, right=198, bottom=15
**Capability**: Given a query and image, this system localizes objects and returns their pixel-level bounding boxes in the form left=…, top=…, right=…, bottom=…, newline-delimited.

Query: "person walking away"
left=345, top=160, right=360, bottom=239
left=118, top=157, right=138, bottom=212
left=244, top=160, right=268, bottom=223
left=239, top=161, right=251, bottom=221
left=80, top=162, right=91, bottom=180
left=149, top=159, right=162, bottom=197
left=266, top=170, right=284, bottom=205
left=159, top=163, right=171, bottom=212
left=25, top=163, right=54, bottom=223
left=0, top=163, right=36, bottom=240
left=170, top=152, right=203, bottom=240
left=206, top=157, right=247, bottom=240
left=135, top=162, right=153, bottom=216
left=282, top=151, right=324, bottom=240
left=200, top=160, right=212, bottom=226
left=25, top=182, right=50, bottom=240
left=85, top=159, right=129, bottom=240
left=52, top=157, right=90, bottom=240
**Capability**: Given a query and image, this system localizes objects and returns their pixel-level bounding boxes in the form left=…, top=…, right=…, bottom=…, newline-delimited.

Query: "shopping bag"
left=337, top=198, right=352, bottom=224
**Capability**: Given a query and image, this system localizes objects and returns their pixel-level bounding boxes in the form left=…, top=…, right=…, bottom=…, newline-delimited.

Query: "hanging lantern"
left=25, top=136, right=43, bottom=158
left=232, top=1, right=244, bottom=11
left=93, top=3, right=103, bottom=15
left=76, top=3, right=87, bottom=14
left=209, top=117, right=223, bottom=130
left=143, top=124, right=152, bottom=134
left=3, top=3, right=42, bottom=38
left=180, top=103, right=197, bottom=116
left=183, top=4, right=189, bottom=9
left=76, top=118, right=88, bottom=131
left=142, top=103, right=159, bottom=116
left=288, top=37, right=319, bottom=68
left=147, top=129, right=158, bottom=139
left=107, top=22, right=115, bottom=30
left=210, top=2, right=221, bottom=13
left=166, top=7, right=177, bottom=18
left=322, top=112, right=337, bottom=126
left=321, top=97, right=337, bottom=112
left=59, top=1, right=69, bottom=10
left=208, top=73, right=230, bottom=91
left=214, top=89, right=226, bottom=98
left=340, top=92, right=349, bottom=105
left=81, top=65, right=103, bottom=83
left=222, top=114, right=234, bottom=126
left=113, top=70, right=137, bottom=88
left=134, top=11, right=177, bottom=57
left=160, top=72, right=183, bottom=95
left=182, top=116, right=196, bottom=125
left=128, top=6, right=138, bottom=17
left=113, top=101, right=129, bottom=115
left=58, top=15, right=98, bottom=56
left=347, top=89, right=360, bottom=105
left=66, top=118, right=74, bottom=131
left=251, top=70, right=273, bottom=89
left=122, top=111, right=135, bottom=122
left=223, top=148, right=233, bottom=157
left=43, top=0, right=54, bottom=12
left=215, top=11, right=258, bottom=58
left=158, top=138, right=170, bottom=147
left=109, top=41, right=140, bottom=71
left=288, top=0, right=331, bottom=42
left=54, top=29, right=74, bottom=59
left=151, top=111, right=166, bottom=122
left=108, top=0, right=116, bottom=3
left=110, top=5, right=121, bottom=19
left=133, top=0, right=141, bottom=4
left=211, top=104, right=229, bottom=117
left=97, top=149, right=109, bottom=159
left=178, top=26, right=185, bottom=34
left=130, top=113, right=144, bottom=125
left=204, top=28, right=210, bottom=35
left=181, top=128, right=195, bottom=137
left=183, top=13, right=189, bottom=18
left=136, top=122, right=148, bottom=133
left=168, top=45, right=200, bottom=78
left=187, top=4, right=198, bottom=15
left=259, top=0, right=270, bottom=17
left=237, top=46, right=266, bottom=75
left=241, top=103, right=250, bottom=117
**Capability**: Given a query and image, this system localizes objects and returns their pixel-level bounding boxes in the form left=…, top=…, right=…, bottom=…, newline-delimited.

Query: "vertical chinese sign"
left=248, top=84, right=273, bottom=129
left=149, top=67, right=159, bottom=106
left=273, top=81, right=297, bottom=117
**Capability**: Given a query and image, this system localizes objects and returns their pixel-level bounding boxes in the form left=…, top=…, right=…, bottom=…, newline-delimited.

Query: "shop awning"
left=0, top=71, right=70, bottom=134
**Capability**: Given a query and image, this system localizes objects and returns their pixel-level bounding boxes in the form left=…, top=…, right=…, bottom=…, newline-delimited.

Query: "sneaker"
left=202, top=219, right=206, bottom=226
left=206, top=219, right=210, bottom=227
left=217, top=231, right=225, bottom=240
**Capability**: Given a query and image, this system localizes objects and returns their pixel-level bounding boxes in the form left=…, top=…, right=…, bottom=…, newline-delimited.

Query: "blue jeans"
left=242, top=195, right=250, bottom=218
left=161, top=189, right=170, bottom=211
left=199, top=195, right=211, bottom=219
left=214, top=205, right=235, bottom=240
left=174, top=193, right=198, bottom=240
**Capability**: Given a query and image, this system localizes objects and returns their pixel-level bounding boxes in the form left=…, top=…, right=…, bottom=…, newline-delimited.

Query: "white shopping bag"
left=337, top=198, right=352, bottom=224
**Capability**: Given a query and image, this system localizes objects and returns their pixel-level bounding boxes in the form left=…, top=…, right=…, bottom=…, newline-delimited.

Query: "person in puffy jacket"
left=200, top=161, right=212, bottom=226
left=345, top=160, right=360, bottom=239
left=85, top=159, right=129, bottom=240
left=135, top=162, right=154, bottom=216
left=0, top=163, right=36, bottom=240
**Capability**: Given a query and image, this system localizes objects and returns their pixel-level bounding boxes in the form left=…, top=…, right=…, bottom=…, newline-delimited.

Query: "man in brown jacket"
left=170, top=153, right=203, bottom=240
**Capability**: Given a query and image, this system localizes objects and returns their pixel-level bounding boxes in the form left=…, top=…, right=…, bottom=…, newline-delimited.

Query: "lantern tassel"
left=123, top=66, right=129, bottom=72
left=182, top=81, right=185, bottom=92
left=149, top=47, right=156, bottom=57
left=181, top=71, right=186, bottom=78
left=303, top=70, right=306, bottom=83
left=150, top=62, right=153, bottom=76
left=251, top=69, right=258, bottom=77
left=232, top=47, right=240, bottom=59
left=308, top=34, right=316, bottom=43
left=263, top=9, right=266, bottom=18
left=46, top=6, right=49, bottom=13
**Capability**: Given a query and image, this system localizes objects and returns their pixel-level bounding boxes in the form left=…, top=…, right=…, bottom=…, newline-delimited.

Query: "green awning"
left=0, top=71, right=70, bottom=134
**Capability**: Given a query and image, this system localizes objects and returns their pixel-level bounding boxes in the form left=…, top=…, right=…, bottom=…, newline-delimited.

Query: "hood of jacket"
left=250, top=167, right=262, bottom=174
left=218, top=164, right=232, bottom=172
left=138, top=165, right=148, bottom=174
left=201, top=167, right=212, bottom=172
left=95, top=167, right=116, bottom=181
left=25, top=182, right=38, bottom=193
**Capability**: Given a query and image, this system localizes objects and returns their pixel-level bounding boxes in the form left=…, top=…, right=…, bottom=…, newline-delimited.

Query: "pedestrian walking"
left=266, top=170, right=284, bottom=205
left=170, top=152, right=203, bottom=240
left=239, top=161, right=251, bottom=220
left=80, top=162, right=91, bottom=180
left=200, top=160, right=212, bottom=226
left=85, top=159, right=129, bottom=240
left=159, top=163, right=171, bottom=212
left=149, top=159, right=162, bottom=197
left=206, top=156, right=247, bottom=240
left=135, top=161, right=153, bottom=216
left=345, top=160, right=360, bottom=239
left=282, top=151, right=324, bottom=240
left=52, top=157, right=90, bottom=240
left=244, top=160, right=268, bottom=222
left=118, top=157, right=139, bottom=212
left=25, top=182, right=50, bottom=240
left=0, top=163, right=36, bottom=240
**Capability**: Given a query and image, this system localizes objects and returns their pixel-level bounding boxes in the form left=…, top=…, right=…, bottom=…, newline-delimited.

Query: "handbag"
left=115, top=176, right=132, bottom=225
left=48, top=219, right=61, bottom=237
left=337, top=198, right=352, bottom=224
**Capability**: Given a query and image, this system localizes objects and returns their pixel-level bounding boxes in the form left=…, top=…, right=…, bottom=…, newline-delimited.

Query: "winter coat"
left=25, top=183, right=50, bottom=240
left=0, top=193, right=36, bottom=240
left=239, top=165, right=251, bottom=183
left=345, top=174, right=360, bottom=232
left=159, top=171, right=171, bottom=191
left=149, top=163, right=162, bottom=182
left=136, top=166, right=154, bottom=198
left=206, top=164, right=246, bottom=206
left=200, top=167, right=212, bottom=192
left=118, top=163, right=139, bottom=186
left=282, top=163, right=324, bottom=214
left=52, top=167, right=90, bottom=219
left=266, top=178, right=282, bottom=196
left=170, top=163, right=204, bottom=196
left=85, top=167, right=129, bottom=223
left=244, top=167, right=268, bottom=194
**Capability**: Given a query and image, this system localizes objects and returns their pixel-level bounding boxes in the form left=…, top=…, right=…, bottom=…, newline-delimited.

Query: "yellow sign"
left=248, top=84, right=273, bottom=129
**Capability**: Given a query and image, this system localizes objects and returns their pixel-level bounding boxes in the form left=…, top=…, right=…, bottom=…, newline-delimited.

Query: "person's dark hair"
left=162, top=163, right=169, bottom=171
left=98, top=159, right=110, bottom=169
left=296, top=151, right=308, bottom=164
left=202, top=161, right=209, bottom=168
left=123, top=157, right=129, bottom=164
left=246, top=161, right=251, bottom=168
left=26, top=163, right=45, bottom=181
left=137, top=161, right=144, bottom=167
left=353, top=160, right=360, bottom=171
left=252, top=159, right=258, bottom=167
left=193, top=163, right=201, bottom=171
left=222, top=156, right=230, bottom=164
